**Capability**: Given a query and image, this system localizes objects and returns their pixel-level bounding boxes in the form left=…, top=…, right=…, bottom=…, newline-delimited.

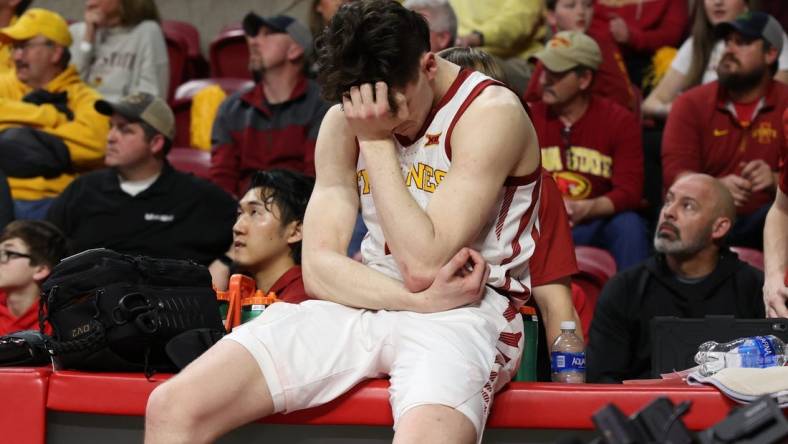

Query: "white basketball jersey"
left=356, top=70, right=541, bottom=307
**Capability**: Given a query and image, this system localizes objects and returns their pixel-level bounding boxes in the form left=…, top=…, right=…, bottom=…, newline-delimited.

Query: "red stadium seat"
left=167, top=147, right=211, bottom=179
left=162, top=20, right=209, bottom=81
left=574, top=246, right=617, bottom=285
left=572, top=246, right=617, bottom=340
left=171, top=78, right=254, bottom=147
left=163, top=28, right=189, bottom=102
left=209, top=24, right=251, bottom=79
left=730, top=246, right=764, bottom=271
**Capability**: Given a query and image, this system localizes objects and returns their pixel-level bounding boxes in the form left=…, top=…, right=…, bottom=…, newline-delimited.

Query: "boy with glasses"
left=0, top=220, right=68, bottom=335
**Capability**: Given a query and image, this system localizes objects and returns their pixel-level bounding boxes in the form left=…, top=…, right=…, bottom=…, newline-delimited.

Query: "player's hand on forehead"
left=341, top=81, right=409, bottom=142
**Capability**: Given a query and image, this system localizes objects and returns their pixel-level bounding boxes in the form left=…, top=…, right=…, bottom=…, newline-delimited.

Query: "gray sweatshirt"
left=69, top=20, right=169, bottom=101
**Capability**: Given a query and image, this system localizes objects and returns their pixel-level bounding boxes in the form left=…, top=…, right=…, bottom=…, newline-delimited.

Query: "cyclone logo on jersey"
left=553, top=171, right=591, bottom=200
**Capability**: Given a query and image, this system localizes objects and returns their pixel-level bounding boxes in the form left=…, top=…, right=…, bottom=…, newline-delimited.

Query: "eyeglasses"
left=12, top=40, right=54, bottom=53
left=0, top=249, right=32, bottom=263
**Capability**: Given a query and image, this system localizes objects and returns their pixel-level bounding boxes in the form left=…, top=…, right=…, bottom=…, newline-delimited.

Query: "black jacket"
left=586, top=249, right=765, bottom=383
left=46, top=163, right=236, bottom=265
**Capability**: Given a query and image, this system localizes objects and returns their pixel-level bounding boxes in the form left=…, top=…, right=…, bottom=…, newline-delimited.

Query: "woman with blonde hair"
left=643, top=0, right=788, bottom=118
left=69, top=0, right=169, bottom=101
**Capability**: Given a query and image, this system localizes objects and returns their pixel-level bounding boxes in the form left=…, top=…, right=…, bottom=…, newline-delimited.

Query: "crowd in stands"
left=0, top=0, right=787, bottom=392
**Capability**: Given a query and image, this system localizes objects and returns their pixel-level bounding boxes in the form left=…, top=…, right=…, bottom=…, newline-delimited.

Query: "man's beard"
left=717, top=57, right=767, bottom=94
left=653, top=222, right=712, bottom=257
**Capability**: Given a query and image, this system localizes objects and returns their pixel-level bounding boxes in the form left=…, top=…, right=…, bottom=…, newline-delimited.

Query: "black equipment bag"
left=40, top=248, right=225, bottom=373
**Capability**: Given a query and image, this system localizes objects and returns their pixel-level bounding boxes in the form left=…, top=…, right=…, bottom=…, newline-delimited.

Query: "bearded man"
left=662, top=12, right=788, bottom=250
left=585, top=173, right=766, bottom=382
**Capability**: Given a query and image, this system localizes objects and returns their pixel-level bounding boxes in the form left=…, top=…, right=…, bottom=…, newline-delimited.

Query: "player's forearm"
left=764, top=203, right=788, bottom=281
left=302, top=248, right=421, bottom=311
left=532, top=278, right=582, bottom=347
left=361, top=140, right=448, bottom=285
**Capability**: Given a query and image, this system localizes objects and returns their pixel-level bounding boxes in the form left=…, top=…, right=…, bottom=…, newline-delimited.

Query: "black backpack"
left=38, top=248, right=225, bottom=373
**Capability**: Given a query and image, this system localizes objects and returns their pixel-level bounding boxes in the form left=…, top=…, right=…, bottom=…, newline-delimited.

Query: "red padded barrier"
left=45, top=372, right=738, bottom=430
left=0, top=367, right=51, bottom=444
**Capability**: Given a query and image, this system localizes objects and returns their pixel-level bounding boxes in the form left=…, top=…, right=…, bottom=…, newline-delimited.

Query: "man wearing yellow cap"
left=0, top=8, right=108, bottom=220
left=527, top=30, right=649, bottom=271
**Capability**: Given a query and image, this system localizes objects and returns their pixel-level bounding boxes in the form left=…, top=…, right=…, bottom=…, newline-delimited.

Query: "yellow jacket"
left=450, top=0, right=545, bottom=60
left=1, top=65, right=109, bottom=200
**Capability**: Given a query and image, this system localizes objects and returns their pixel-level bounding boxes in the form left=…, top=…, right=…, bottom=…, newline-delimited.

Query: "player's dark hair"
left=315, top=0, right=430, bottom=109
left=247, top=169, right=315, bottom=264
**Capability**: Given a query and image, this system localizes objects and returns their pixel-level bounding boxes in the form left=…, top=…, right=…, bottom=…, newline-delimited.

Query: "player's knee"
left=146, top=380, right=197, bottom=434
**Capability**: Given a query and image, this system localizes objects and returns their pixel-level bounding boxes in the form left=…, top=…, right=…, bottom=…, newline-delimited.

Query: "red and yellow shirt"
left=529, top=96, right=644, bottom=212
left=663, top=80, right=788, bottom=215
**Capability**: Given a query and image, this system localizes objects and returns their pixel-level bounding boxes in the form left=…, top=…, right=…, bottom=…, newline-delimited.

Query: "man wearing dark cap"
left=46, top=92, right=236, bottom=270
left=527, top=30, right=649, bottom=271
left=663, top=11, right=788, bottom=250
left=209, top=12, right=329, bottom=197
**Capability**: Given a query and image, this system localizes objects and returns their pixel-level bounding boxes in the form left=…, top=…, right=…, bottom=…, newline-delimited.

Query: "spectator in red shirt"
left=529, top=31, right=649, bottom=270
left=0, top=220, right=67, bottom=335
left=227, top=169, right=314, bottom=304
left=209, top=13, right=329, bottom=197
left=662, top=12, right=788, bottom=249
left=590, top=0, right=688, bottom=86
left=524, top=0, right=636, bottom=112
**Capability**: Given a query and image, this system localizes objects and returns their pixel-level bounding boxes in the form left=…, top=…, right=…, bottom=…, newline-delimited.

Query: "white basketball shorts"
left=223, top=287, right=524, bottom=442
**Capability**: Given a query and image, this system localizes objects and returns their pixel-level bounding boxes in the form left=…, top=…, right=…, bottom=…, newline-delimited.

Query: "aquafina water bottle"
left=550, top=320, right=585, bottom=383
left=694, top=335, right=786, bottom=377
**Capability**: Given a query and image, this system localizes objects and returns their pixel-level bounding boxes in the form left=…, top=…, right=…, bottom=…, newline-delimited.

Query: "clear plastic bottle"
left=694, top=335, right=786, bottom=377
left=551, top=320, right=585, bottom=383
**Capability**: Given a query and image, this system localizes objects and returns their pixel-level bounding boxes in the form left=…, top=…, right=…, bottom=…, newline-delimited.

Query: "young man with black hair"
left=0, top=219, right=67, bottom=335
left=46, top=92, right=236, bottom=271
left=232, top=169, right=314, bottom=303
left=146, top=1, right=541, bottom=443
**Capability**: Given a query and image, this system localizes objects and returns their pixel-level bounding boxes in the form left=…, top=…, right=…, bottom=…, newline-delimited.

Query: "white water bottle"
left=694, top=335, right=786, bottom=377
left=551, top=320, right=585, bottom=383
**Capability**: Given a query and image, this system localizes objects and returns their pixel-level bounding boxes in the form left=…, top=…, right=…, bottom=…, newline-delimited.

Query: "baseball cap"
left=95, top=92, right=175, bottom=142
left=0, top=8, right=72, bottom=47
left=531, top=31, right=601, bottom=72
left=716, top=11, right=783, bottom=54
left=242, top=13, right=313, bottom=58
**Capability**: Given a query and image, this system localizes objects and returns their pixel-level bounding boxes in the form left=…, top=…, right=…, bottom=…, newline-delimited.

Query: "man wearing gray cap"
left=662, top=11, right=788, bottom=250
left=527, top=30, right=649, bottom=271
left=46, top=92, right=237, bottom=270
left=210, top=12, right=329, bottom=197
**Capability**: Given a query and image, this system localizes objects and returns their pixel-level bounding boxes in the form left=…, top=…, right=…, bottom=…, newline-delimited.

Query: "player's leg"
left=393, top=404, right=476, bottom=444
left=145, top=339, right=275, bottom=444
left=388, top=291, right=522, bottom=444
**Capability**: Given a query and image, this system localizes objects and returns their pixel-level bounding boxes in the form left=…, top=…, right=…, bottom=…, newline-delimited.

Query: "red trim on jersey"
left=498, top=331, right=522, bottom=347
left=503, top=303, right=518, bottom=322
left=384, top=243, right=390, bottom=255
left=501, top=176, right=542, bottom=268
left=504, top=166, right=542, bottom=186
left=495, top=186, right=517, bottom=240
left=445, top=79, right=500, bottom=160
left=394, top=69, right=473, bottom=147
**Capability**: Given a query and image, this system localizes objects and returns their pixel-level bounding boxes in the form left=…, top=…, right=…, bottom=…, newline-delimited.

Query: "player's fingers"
left=341, top=94, right=354, bottom=116
left=349, top=85, right=362, bottom=107
left=444, top=247, right=470, bottom=277
left=359, top=83, right=374, bottom=106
